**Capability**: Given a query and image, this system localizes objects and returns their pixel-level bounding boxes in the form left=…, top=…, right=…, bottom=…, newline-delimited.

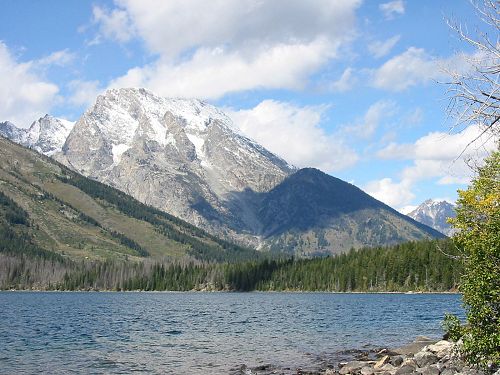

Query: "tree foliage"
left=1, top=238, right=462, bottom=292
left=449, top=149, right=500, bottom=368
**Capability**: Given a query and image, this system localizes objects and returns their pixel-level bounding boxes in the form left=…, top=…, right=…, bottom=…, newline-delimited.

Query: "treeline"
left=1, top=239, right=463, bottom=292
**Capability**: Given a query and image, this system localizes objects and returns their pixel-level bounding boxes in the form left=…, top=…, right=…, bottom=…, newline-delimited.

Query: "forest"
left=1, top=236, right=462, bottom=292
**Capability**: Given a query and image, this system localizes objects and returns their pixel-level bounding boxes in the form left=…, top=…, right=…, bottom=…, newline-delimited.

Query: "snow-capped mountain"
left=0, top=88, right=444, bottom=254
left=0, top=121, right=25, bottom=143
left=57, top=88, right=293, bottom=241
left=406, top=199, right=456, bottom=236
left=0, top=115, right=74, bottom=156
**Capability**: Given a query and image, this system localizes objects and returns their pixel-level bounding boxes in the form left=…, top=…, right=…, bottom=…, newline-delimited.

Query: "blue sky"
left=0, top=0, right=496, bottom=211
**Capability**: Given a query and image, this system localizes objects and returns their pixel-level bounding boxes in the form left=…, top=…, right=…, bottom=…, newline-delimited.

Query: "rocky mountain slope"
left=253, top=169, right=444, bottom=254
left=57, top=88, right=292, bottom=241
left=0, top=115, right=74, bottom=156
left=1, top=88, right=444, bottom=255
left=406, top=199, right=456, bottom=236
left=0, top=136, right=258, bottom=262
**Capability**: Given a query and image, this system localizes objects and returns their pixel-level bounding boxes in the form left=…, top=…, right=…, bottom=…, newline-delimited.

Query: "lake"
left=0, top=292, right=464, bottom=374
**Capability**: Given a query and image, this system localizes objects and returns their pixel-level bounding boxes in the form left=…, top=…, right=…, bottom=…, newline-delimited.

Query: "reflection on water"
left=0, top=292, right=463, bottom=374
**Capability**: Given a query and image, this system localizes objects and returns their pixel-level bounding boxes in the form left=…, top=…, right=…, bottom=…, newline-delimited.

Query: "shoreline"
left=0, top=289, right=462, bottom=294
left=232, top=337, right=485, bottom=375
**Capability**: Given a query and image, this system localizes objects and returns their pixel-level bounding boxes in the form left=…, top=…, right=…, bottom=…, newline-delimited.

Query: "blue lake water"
left=0, top=292, right=464, bottom=374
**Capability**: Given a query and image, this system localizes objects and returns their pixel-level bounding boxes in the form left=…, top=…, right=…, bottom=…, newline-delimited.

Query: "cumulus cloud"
left=94, top=0, right=361, bottom=99
left=345, top=100, right=397, bottom=139
left=369, top=125, right=498, bottom=208
left=372, top=48, right=479, bottom=92
left=372, top=47, right=438, bottom=91
left=112, top=0, right=360, bottom=57
left=67, top=79, right=104, bottom=107
left=368, top=35, right=400, bottom=58
left=364, top=178, right=414, bottom=208
left=0, top=42, right=59, bottom=128
left=92, top=5, right=135, bottom=43
left=227, top=100, right=358, bottom=172
left=110, top=38, right=334, bottom=99
left=379, top=0, right=405, bottom=20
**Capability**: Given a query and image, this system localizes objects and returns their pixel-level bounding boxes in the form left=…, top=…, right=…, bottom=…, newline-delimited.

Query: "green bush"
left=442, top=313, right=463, bottom=342
left=450, top=150, right=500, bottom=368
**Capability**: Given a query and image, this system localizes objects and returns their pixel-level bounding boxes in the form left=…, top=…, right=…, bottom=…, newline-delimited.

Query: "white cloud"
left=227, top=100, right=358, bottom=172
left=0, top=42, right=59, bottom=128
left=92, top=5, right=135, bottom=43
left=113, top=0, right=361, bottom=57
left=36, top=49, right=75, bottom=67
left=110, top=39, right=335, bottom=99
left=346, top=100, right=397, bottom=139
left=372, top=47, right=438, bottom=91
left=96, top=0, right=361, bottom=99
left=67, top=80, right=104, bottom=107
left=379, top=0, right=405, bottom=20
left=372, top=48, right=479, bottom=92
left=368, top=35, right=400, bottom=58
left=399, top=205, right=417, bottom=215
left=370, top=125, right=498, bottom=209
left=364, top=178, right=414, bottom=208
left=331, top=67, right=356, bottom=92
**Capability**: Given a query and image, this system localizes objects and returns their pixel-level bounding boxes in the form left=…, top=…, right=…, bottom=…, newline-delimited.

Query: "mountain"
left=0, top=136, right=258, bottom=262
left=406, top=199, right=456, bottom=236
left=253, top=168, right=444, bottom=254
left=0, top=121, right=25, bottom=143
left=1, top=88, right=444, bottom=255
left=0, top=115, right=74, bottom=156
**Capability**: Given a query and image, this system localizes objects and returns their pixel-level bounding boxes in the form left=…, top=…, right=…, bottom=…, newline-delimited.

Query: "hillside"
left=255, top=168, right=445, bottom=255
left=0, top=136, right=259, bottom=263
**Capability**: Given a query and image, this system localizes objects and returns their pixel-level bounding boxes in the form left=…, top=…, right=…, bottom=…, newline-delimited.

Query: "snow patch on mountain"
left=406, top=199, right=456, bottom=236
left=0, top=115, right=74, bottom=156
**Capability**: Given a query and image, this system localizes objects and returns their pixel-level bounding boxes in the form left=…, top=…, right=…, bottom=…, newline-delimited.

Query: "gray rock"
left=419, top=365, right=440, bottom=375
left=391, top=356, right=404, bottom=367
left=427, top=341, right=453, bottom=359
left=361, top=366, right=376, bottom=375
left=402, top=359, right=418, bottom=368
left=378, top=364, right=397, bottom=374
left=441, top=367, right=459, bottom=375
left=375, top=356, right=391, bottom=369
left=395, top=338, right=437, bottom=356
left=395, top=365, right=417, bottom=375
left=340, top=361, right=370, bottom=375
left=415, top=352, right=439, bottom=367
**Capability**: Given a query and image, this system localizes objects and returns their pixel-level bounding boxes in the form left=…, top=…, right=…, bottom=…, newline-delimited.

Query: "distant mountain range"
left=0, top=88, right=444, bottom=256
left=405, top=199, right=456, bottom=236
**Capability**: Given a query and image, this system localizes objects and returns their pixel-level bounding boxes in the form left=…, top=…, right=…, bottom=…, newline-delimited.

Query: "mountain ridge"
left=406, top=199, right=456, bottom=236
left=1, top=88, right=445, bottom=255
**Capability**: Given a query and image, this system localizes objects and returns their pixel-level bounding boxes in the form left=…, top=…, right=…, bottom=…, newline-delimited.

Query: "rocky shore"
left=231, top=336, right=497, bottom=375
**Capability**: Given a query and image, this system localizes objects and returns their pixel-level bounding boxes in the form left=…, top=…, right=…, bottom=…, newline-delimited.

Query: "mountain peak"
left=407, top=199, right=456, bottom=236
left=1, top=116, right=74, bottom=156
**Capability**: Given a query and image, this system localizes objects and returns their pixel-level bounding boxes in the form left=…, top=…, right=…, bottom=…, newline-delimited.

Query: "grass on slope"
left=0, top=136, right=259, bottom=262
